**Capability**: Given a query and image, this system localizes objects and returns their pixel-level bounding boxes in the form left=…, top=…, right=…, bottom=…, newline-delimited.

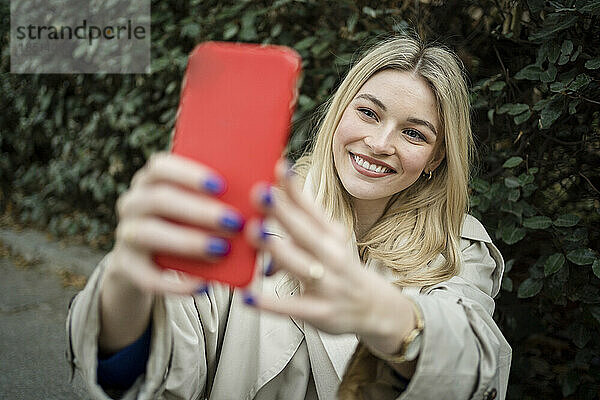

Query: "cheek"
left=398, top=147, right=432, bottom=174
left=334, top=112, right=362, bottom=147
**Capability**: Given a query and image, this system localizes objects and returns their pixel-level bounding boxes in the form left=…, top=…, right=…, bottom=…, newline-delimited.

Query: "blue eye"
left=404, top=129, right=426, bottom=142
left=358, top=108, right=378, bottom=121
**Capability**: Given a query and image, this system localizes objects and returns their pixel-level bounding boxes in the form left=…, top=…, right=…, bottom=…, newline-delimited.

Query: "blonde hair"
left=292, top=34, right=474, bottom=287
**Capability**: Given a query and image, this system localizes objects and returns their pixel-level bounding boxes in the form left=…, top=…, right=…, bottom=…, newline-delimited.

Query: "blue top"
left=96, top=324, right=151, bottom=390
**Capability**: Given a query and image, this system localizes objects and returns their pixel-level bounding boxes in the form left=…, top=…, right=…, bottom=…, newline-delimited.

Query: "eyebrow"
left=407, top=117, right=438, bottom=137
left=356, top=93, right=387, bottom=111
left=355, top=93, right=438, bottom=137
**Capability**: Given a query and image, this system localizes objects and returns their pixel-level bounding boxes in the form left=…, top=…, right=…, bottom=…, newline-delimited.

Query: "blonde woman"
left=67, top=35, right=511, bottom=400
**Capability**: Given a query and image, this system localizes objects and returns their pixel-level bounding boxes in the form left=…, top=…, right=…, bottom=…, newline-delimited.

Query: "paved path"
left=0, top=226, right=102, bottom=399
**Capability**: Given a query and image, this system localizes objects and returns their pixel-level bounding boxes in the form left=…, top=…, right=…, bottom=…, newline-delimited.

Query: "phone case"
left=153, top=41, right=302, bottom=287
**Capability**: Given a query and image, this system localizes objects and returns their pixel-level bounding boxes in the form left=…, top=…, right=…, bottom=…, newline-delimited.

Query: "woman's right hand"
left=107, top=151, right=245, bottom=295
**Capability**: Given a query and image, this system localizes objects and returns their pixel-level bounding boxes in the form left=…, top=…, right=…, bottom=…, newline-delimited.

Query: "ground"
left=0, top=225, right=101, bottom=399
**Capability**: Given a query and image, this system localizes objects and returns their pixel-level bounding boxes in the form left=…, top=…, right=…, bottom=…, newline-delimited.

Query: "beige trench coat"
left=66, top=211, right=511, bottom=400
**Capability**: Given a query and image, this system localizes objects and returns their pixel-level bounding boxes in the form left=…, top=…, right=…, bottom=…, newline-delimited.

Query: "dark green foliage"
left=1, top=0, right=599, bottom=398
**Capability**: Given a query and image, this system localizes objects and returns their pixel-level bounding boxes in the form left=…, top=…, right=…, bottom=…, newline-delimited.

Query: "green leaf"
left=561, top=39, right=573, bottom=56
left=524, top=216, right=552, bottom=229
left=540, top=63, right=557, bottom=83
left=517, top=278, right=543, bottom=298
left=568, top=74, right=592, bottom=91
left=346, top=13, right=358, bottom=32
left=295, top=36, right=318, bottom=51
left=518, top=173, right=534, bottom=186
left=553, top=213, right=580, bottom=227
left=504, top=176, right=521, bottom=188
left=544, top=253, right=565, bottom=276
left=515, top=64, right=542, bottom=80
left=502, top=225, right=526, bottom=245
left=566, top=248, right=596, bottom=265
left=503, top=157, right=523, bottom=168
left=487, top=109, right=494, bottom=125
left=569, top=99, right=581, bottom=114
left=529, top=14, right=577, bottom=40
left=239, top=12, right=258, bottom=41
left=514, top=110, right=532, bottom=125
left=507, top=189, right=520, bottom=202
left=223, top=23, right=239, bottom=40
left=501, top=201, right=523, bottom=219
left=180, top=23, right=200, bottom=38
left=547, top=43, right=561, bottom=64
left=593, top=259, right=600, bottom=279
left=497, top=103, right=510, bottom=114
left=311, top=41, right=330, bottom=57
left=471, top=178, right=490, bottom=193
left=505, top=259, right=514, bottom=273
left=539, top=96, right=563, bottom=129
left=558, top=40, right=573, bottom=65
left=270, top=23, right=282, bottom=38
left=502, top=276, right=513, bottom=292
left=550, top=81, right=566, bottom=92
left=489, top=81, right=506, bottom=91
left=570, top=44, right=582, bottom=62
left=362, top=6, right=377, bottom=17
left=508, top=103, right=530, bottom=115
left=585, top=57, right=600, bottom=69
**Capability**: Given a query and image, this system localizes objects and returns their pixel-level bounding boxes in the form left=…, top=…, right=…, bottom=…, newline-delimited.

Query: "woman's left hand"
left=244, top=159, right=415, bottom=352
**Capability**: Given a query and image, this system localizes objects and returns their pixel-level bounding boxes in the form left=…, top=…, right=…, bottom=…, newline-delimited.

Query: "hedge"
left=1, top=0, right=599, bottom=398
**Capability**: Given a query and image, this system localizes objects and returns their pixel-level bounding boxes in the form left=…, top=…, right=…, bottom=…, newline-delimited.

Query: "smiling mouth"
left=349, top=152, right=396, bottom=176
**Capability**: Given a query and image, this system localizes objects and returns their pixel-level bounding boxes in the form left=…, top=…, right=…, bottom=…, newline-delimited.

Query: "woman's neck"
left=352, top=197, right=388, bottom=239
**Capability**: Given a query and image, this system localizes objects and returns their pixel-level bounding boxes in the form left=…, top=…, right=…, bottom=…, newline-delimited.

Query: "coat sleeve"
left=338, top=216, right=512, bottom=400
left=399, top=236, right=512, bottom=400
left=65, top=253, right=233, bottom=400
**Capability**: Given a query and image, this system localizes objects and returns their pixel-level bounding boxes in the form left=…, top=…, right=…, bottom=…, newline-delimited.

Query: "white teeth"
left=352, top=153, right=392, bottom=173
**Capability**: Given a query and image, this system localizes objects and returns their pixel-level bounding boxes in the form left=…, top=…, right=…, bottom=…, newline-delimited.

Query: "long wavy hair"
left=291, top=34, right=474, bottom=287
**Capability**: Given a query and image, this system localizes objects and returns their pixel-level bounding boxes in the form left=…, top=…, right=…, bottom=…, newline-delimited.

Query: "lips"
left=350, top=152, right=396, bottom=172
left=349, top=152, right=396, bottom=177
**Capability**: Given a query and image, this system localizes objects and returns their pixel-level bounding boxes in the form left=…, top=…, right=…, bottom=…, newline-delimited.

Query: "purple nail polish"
left=264, top=259, right=274, bottom=276
left=259, top=222, right=270, bottom=241
left=207, top=237, right=230, bottom=256
left=261, top=186, right=273, bottom=207
left=195, top=284, right=209, bottom=295
left=203, top=176, right=225, bottom=195
left=219, top=211, right=245, bottom=232
left=243, top=291, right=256, bottom=306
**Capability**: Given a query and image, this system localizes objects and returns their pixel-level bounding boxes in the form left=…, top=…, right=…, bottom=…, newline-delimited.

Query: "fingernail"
left=203, top=175, right=225, bottom=195
left=206, top=237, right=230, bottom=256
left=259, top=221, right=270, bottom=241
left=243, top=291, right=256, bottom=306
left=219, top=211, right=245, bottom=232
left=195, top=284, right=209, bottom=294
left=261, top=186, right=273, bottom=207
left=264, top=259, right=274, bottom=276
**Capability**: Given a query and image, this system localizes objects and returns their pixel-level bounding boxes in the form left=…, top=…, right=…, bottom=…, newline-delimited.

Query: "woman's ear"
left=428, top=145, right=445, bottom=172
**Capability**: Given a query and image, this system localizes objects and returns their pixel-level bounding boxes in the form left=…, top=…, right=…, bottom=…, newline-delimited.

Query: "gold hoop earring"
left=428, top=170, right=433, bottom=180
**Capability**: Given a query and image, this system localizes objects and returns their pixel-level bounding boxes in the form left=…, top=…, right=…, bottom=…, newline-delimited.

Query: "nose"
left=363, top=126, right=395, bottom=155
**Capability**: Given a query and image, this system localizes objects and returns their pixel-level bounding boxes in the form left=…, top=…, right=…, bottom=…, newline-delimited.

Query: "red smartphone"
left=153, top=41, right=302, bottom=287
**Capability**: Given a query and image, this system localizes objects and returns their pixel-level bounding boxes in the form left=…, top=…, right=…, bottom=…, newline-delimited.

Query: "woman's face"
left=332, top=69, right=444, bottom=207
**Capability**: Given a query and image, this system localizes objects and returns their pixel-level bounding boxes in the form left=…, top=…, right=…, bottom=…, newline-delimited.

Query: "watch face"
left=404, top=332, right=423, bottom=361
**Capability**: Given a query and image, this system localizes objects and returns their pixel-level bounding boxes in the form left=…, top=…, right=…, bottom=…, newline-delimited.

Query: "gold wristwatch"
left=369, top=300, right=424, bottom=363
